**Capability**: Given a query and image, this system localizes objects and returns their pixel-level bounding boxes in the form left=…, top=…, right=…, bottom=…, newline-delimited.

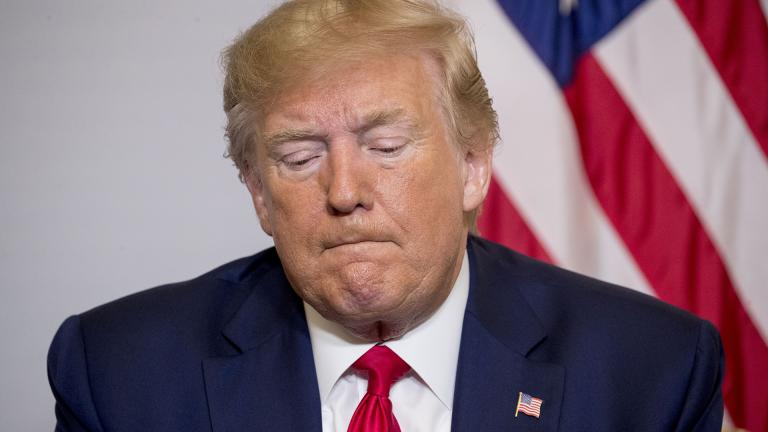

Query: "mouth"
left=324, top=240, right=390, bottom=251
left=320, top=231, right=400, bottom=258
left=323, top=229, right=395, bottom=249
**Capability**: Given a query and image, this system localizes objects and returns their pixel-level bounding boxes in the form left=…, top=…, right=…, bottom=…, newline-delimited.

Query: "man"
left=48, top=0, right=723, bottom=431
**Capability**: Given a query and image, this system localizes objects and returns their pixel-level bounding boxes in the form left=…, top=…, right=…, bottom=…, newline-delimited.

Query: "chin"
left=314, top=296, right=416, bottom=342
left=346, top=319, right=411, bottom=342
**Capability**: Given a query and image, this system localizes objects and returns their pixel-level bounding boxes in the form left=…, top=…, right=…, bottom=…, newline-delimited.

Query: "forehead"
left=261, top=52, right=445, bottom=133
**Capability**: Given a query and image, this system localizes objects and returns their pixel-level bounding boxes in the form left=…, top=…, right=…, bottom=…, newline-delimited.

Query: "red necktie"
left=347, top=345, right=411, bottom=432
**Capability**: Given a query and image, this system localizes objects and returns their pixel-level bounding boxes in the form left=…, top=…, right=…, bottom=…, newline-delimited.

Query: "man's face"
left=246, top=53, right=490, bottom=341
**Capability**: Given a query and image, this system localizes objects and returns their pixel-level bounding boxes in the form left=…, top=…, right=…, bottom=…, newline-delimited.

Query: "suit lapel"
left=452, top=238, right=565, bottom=432
left=200, top=239, right=566, bottom=431
left=203, top=261, right=322, bottom=432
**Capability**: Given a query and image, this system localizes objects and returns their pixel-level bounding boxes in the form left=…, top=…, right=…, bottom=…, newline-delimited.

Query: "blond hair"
left=222, top=0, right=498, bottom=229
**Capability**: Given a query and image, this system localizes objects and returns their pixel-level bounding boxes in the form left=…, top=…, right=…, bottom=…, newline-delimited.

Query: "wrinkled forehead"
left=258, top=51, right=451, bottom=137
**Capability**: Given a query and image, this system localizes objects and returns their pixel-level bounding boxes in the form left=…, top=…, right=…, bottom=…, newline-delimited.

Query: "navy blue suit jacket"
left=48, top=236, right=724, bottom=431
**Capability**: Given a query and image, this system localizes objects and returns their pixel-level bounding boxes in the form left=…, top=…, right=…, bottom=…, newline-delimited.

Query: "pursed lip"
left=322, top=233, right=394, bottom=251
left=324, top=239, right=390, bottom=250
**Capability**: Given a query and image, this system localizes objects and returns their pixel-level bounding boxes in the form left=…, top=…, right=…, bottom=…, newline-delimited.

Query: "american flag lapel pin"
left=515, top=392, right=543, bottom=419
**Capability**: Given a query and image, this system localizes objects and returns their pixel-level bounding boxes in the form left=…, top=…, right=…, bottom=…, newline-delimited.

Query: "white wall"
left=0, top=1, right=279, bottom=429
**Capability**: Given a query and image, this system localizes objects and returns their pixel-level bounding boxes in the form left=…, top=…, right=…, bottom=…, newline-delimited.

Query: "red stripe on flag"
left=479, top=176, right=553, bottom=263
left=675, top=0, right=768, bottom=160
left=564, top=54, right=768, bottom=432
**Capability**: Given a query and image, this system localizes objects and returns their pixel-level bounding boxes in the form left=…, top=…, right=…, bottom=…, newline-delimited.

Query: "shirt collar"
left=304, top=252, right=469, bottom=410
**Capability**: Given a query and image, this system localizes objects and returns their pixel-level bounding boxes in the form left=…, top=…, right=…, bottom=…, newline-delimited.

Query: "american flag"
left=516, top=392, right=544, bottom=419
left=447, top=0, right=768, bottom=430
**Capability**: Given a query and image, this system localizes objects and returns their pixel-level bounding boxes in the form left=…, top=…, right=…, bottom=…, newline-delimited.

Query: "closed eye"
left=281, top=149, right=323, bottom=170
left=368, top=137, right=409, bottom=157
left=374, top=145, right=405, bottom=154
left=284, top=156, right=320, bottom=167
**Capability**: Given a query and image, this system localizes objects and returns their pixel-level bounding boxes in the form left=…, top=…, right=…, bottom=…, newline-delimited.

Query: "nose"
left=323, top=142, right=374, bottom=215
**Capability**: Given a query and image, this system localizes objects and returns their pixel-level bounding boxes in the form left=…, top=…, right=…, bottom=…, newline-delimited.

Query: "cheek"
left=267, top=182, right=325, bottom=249
left=383, top=155, right=465, bottom=233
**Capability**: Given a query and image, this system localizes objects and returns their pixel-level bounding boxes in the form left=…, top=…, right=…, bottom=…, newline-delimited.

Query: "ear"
left=244, top=169, right=274, bottom=237
left=462, top=148, right=492, bottom=213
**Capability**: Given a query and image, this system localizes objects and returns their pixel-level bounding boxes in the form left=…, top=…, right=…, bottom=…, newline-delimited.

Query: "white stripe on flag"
left=595, top=0, right=768, bottom=340
left=455, top=0, right=654, bottom=295
left=761, top=0, right=768, bottom=24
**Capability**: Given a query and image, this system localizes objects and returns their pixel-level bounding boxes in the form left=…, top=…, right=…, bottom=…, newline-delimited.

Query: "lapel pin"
left=515, top=392, right=543, bottom=419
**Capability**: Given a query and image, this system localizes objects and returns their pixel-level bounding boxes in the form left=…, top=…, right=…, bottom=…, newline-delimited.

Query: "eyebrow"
left=262, top=108, right=420, bottom=149
left=263, top=128, right=326, bottom=150
left=354, top=108, right=416, bottom=134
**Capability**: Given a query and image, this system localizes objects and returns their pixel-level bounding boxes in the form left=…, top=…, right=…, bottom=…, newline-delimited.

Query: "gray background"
left=12, top=0, right=757, bottom=430
left=0, top=1, right=278, bottom=429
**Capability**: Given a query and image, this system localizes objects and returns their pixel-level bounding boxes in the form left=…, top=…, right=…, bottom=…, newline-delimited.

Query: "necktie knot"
left=352, top=345, right=410, bottom=397
left=348, top=345, right=410, bottom=432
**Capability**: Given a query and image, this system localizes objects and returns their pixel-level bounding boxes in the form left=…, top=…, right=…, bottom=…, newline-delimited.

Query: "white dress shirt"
left=304, top=253, right=469, bottom=432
